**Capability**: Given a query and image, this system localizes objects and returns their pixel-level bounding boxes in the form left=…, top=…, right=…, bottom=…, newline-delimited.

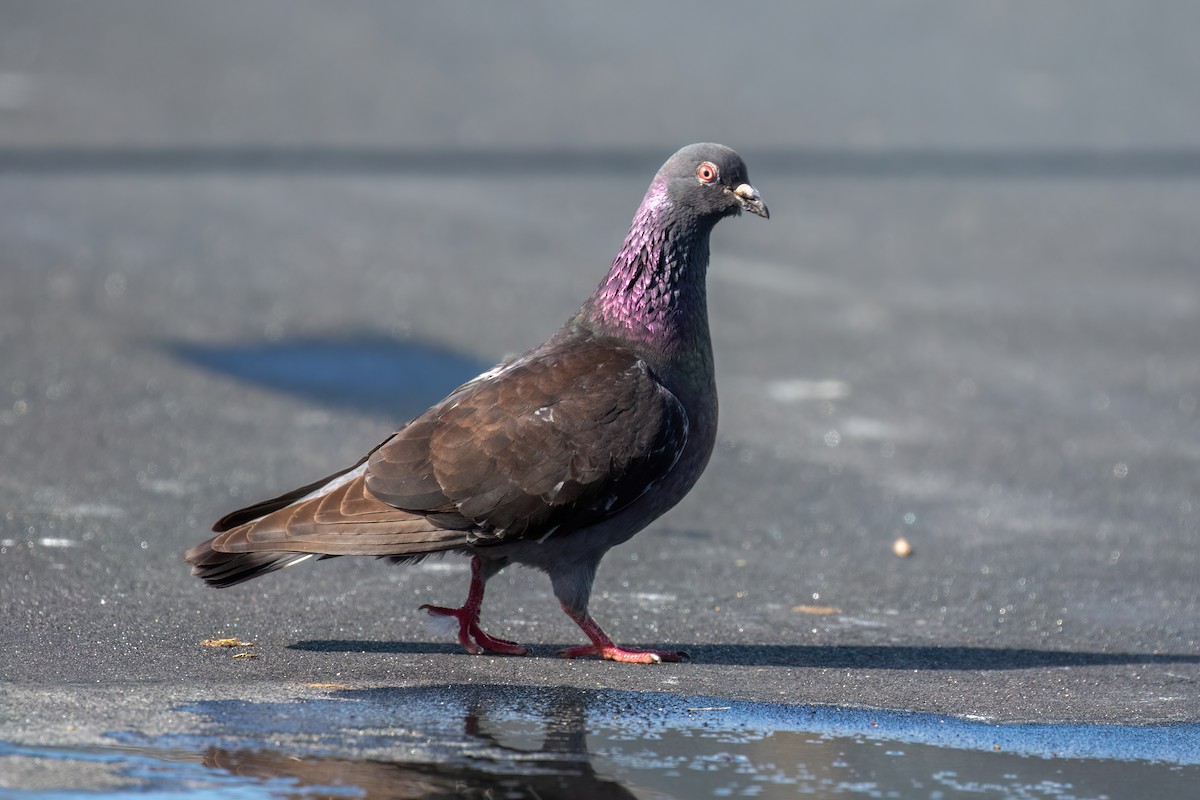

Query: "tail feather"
left=212, top=458, right=369, bottom=532
left=187, top=464, right=471, bottom=588
left=186, top=540, right=318, bottom=588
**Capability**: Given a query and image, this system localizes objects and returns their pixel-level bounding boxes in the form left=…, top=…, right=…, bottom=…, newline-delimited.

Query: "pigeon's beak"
left=733, top=183, right=769, bottom=219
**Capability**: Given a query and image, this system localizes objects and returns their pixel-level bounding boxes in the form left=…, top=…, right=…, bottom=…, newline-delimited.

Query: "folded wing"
left=187, top=334, right=689, bottom=585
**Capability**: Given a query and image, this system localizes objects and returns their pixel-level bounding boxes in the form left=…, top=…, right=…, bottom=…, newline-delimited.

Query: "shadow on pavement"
left=289, top=639, right=1200, bottom=670
left=170, top=335, right=489, bottom=419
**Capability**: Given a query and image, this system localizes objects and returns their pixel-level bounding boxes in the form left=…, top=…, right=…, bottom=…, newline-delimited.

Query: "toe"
left=557, top=644, right=686, bottom=664
left=557, top=644, right=597, bottom=660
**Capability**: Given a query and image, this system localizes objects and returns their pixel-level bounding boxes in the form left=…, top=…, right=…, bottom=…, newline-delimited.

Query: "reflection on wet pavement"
left=200, top=734, right=633, bottom=799
left=4, top=685, right=1198, bottom=799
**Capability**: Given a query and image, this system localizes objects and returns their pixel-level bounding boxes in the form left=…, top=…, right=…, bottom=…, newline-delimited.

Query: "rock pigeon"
left=186, top=143, right=768, bottom=663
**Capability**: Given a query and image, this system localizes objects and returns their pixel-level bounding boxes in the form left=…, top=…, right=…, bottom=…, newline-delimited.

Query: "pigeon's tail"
left=186, top=522, right=470, bottom=588
left=186, top=541, right=321, bottom=588
left=186, top=462, right=472, bottom=588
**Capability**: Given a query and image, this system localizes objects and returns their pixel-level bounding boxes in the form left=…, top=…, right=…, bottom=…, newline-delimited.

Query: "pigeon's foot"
left=419, top=555, right=528, bottom=656
left=557, top=642, right=688, bottom=663
left=558, top=602, right=686, bottom=664
left=420, top=604, right=528, bottom=656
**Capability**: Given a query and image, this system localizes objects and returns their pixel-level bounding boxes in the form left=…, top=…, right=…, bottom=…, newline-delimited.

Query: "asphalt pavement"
left=2, top=1, right=1198, bottom=764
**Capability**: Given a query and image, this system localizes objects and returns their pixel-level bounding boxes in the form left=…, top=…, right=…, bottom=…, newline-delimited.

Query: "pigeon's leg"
left=420, top=556, right=527, bottom=656
left=557, top=603, right=688, bottom=664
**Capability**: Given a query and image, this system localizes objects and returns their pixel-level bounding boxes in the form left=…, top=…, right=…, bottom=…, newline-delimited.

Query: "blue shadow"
left=171, top=335, right=491, bottom=418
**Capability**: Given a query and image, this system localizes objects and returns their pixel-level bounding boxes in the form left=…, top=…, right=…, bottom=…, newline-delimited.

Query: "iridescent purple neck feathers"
left=575, top=175, right=714, bottom=355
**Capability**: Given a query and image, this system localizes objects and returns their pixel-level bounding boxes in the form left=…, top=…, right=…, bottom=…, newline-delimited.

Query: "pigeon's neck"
left=575, top=184, right=714, bottom=362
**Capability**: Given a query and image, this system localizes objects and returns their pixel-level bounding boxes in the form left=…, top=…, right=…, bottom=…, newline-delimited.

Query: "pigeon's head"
left=655, top=143, right=769, bottom=223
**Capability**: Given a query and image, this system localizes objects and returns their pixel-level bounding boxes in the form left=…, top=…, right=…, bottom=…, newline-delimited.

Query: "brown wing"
left=366, top=335, right=689, bottom=543
left=189, top=442, right=464, bottom=590
left=187, top=334, right=687, bottom=586
left=210, top=453, right=373, bottom=532
left=201, top=465, right=465, bottom=551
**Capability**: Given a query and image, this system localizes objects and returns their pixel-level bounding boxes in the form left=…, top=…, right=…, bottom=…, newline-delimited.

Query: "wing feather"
left=189, top=333, right=689, bottom=589
left=366, top=335, right=689, bottom=544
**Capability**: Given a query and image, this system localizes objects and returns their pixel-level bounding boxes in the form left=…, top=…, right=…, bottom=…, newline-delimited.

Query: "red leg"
left=420, top=556, right=527, bottom=656
left=557, top=603, right=687, bottom=664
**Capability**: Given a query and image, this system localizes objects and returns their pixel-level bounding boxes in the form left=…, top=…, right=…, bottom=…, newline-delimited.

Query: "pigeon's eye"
left=696, top=162, right=718, bottom=184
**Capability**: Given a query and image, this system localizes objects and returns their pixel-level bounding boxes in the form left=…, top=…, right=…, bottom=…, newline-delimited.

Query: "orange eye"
left=696, top=162, right=718, bottom=183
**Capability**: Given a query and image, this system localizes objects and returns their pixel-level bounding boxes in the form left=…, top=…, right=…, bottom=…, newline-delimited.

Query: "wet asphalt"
left=2, top=1, right=1198, bottom=763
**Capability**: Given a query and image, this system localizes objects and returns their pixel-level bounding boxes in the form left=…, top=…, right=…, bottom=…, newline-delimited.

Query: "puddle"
left=3, top=685, right=1197, bottom=799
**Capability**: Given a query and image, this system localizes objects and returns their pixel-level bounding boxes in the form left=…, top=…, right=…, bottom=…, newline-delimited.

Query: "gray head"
left=577, top=143, right=768, bottom=349
left=650, top=143, right=769, bottom=223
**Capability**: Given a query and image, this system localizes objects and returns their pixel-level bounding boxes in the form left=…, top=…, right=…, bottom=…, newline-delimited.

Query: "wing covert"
left=365, top=337, right=688, bottom=542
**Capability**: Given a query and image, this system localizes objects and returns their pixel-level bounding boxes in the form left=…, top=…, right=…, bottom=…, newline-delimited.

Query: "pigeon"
left=186, top=143, right=768, bottom=663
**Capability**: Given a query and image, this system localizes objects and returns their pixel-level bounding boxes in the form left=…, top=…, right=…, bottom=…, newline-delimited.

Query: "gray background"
left=2, top=0, right=1198, bottom=738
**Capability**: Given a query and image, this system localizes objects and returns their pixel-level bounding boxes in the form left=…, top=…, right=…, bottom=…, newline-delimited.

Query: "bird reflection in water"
left=196, top=686, right=638, bottom=800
